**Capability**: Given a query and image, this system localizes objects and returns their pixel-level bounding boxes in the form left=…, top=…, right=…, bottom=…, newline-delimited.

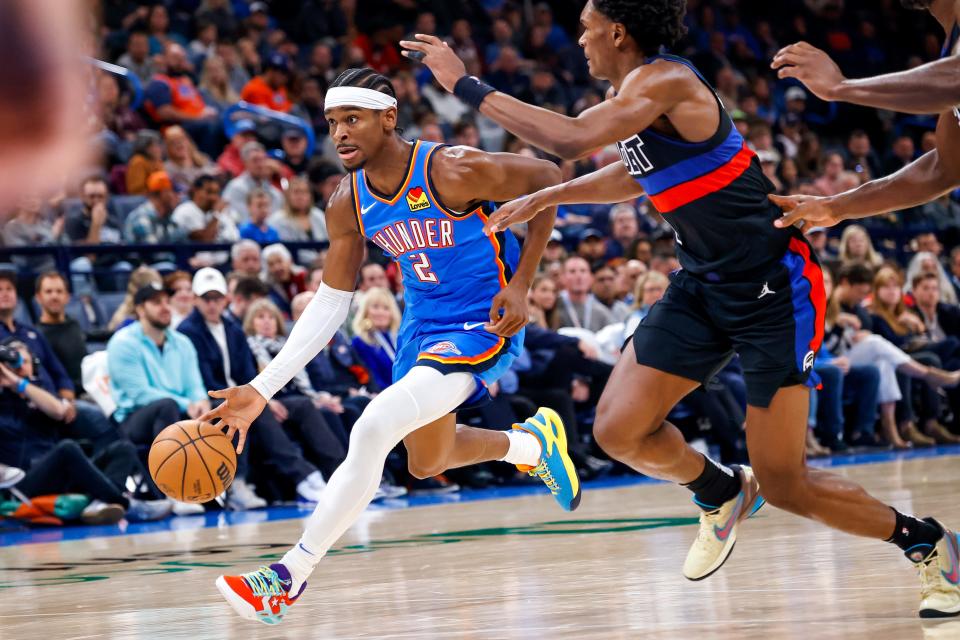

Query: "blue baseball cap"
left=234, top=119, right=256, bottom=134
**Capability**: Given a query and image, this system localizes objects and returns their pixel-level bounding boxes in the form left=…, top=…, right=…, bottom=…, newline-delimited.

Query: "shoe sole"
left=684, top=494, right=765, bottom=582
left=215, top=576, right=260, bottom=622
left=81, top=505, right=126, bottom=525
left=920, top=607, right=960, bottom=619
left=518, top=407, right=582, bottom=512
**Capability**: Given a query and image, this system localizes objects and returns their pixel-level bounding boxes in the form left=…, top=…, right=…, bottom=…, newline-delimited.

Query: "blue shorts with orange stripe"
left=631, top=236, right=825, bottom=408
left=393, top=320, right=524, bottom=409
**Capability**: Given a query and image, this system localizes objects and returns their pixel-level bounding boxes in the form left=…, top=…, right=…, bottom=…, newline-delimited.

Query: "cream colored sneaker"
left=682, top=465, right=764, bottom=581
left=914, top=520, right=960, bottom=619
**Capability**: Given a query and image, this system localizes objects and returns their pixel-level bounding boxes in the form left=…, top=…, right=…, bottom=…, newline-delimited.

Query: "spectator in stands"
left=306, top=266, right=324, bottom=292
left=263, top=243, right=307, bottom=317
left=806, top=227, right=834, bottom=263
left=906, top=252, right=959, bottom=306
left=615, top=260, right=647, bottom=306
left=592, top=264, right=631, bottom=322
left=96, top=73, right=146, bottom=164
left=911, top=271, right=960, bottom=346
left=124, top=172, right=185, bottom=267
left=814, top=152, right=857, bottom=197
left=188, top=20, right=218, bottom=65
left=915, top=232, right=944, bottom=258
left=839, top=224, right=884, bottom=269
left=177, top=269, right=329, bottom=502
left=634, top=270, right=669, bottom=322
left=557, top=256, right=614, bottom=332
left=884, top=135, right=916, bottom=176
left=171, top=174, right=238, bottom=267
left=143, top=43, right=220, bottom=156
left=225, top=275, right=269, bottom=325
left=269, top=177, right=328, bottom=265
left=216, top=119, right=258, bottom=178
left=238, top=189, right=281, bottom=243
left=164, top=271, right=194, bottom=328
left=230, top=239, right=262, bottom=279
left=845, top=130, right=882, bottom=182
left=350, top=287, right=401, bottom=390
left=65, top=176, right=130, bottom=293
left=198, top=55, right=240, bottom=113
left=307, top=160, right=345, bottom=210
left=162, top=125, right=213, bottom=193
left=126, top=130, right=165, bottom=195
left=196, top=0, right=238, bottom=41
left=278, top=128, right=310, bottom=175
left=144, top=4, right=185, bottom=54
left=0, top=337, right=171, bottom=524
left=2, top=193, right=62, bottom=274
left=117, top=31, right=155, bottom=83
left=452, top=119, right=481, bottom=149
left=34, top=272, right=88, bottom=392
left=222, top=142, right=284, bottom=222
left=606, top=203, right=641, bottom=259
left=240, top=53, right=292, bottom=113
left=109, top=266, right=162, bottom=332
left=576, top=229, right=608, bottom=268
left=358, top=262, right=389, bottom=292
left=529, top=275, right=561, bottom=330
left=950, top=247, right=960, bottom=302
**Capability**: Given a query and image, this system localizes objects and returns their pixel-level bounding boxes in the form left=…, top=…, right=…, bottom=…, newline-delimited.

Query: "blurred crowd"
left=2, top=0, right=960, bottom=526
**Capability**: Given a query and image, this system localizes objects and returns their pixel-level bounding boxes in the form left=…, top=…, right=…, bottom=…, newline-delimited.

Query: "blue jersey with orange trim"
left=616, top=54, right=790, bottom=277
left=351, top=140, right=521, bottom=332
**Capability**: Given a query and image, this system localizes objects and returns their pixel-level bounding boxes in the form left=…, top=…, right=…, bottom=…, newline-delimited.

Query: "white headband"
left=325, top=87, right=397, bottom=111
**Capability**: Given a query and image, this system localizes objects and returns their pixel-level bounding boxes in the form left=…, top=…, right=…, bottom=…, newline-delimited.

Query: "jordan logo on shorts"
left=757, top=282, right=776, bottom=299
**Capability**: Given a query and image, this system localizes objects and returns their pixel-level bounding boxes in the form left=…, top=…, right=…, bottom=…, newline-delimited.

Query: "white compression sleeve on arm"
left=249, top=283, right=353, bottom=400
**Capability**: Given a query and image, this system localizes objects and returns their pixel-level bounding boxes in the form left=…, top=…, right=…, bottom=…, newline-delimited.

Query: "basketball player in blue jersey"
left=206, top=68, right=580, bottom=624
left=404, top=0, right=960, bottom=617
left=769, top=0, right=960, bottom=236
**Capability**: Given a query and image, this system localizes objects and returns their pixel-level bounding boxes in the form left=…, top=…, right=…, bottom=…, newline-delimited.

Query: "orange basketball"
left=148, top=420, right=236, bottom=503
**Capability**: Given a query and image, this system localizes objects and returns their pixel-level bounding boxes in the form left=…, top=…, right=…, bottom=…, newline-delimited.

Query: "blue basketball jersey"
left=350, top=140, right=521, bottom=334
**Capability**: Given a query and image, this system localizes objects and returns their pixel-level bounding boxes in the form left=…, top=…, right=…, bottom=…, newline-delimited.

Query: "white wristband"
left=249, top=283, right=354, bottom=400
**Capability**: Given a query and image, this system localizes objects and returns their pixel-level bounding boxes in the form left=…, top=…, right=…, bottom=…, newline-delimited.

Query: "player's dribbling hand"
left=769, top=193, right=842, bottom=229
left=770, top=42, right=845, bottom=102
left=486, top=284, right=528, bottom=337
left=399, top=34, right=467, bottom=92
left=199, top=385, right=267, bottom=454
left=483, top=193, right=548, bottom=235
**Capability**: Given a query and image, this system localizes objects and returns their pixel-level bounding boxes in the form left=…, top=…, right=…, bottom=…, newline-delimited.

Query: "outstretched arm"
left=772, top=41, right=960, bottom=115
left=401, top=35, right=681, bottom=159
left=199, top=177, right=366, bottom=452
left=434, top=146, right=561, bottom=336
left=484, top=162, right=645, bottom=234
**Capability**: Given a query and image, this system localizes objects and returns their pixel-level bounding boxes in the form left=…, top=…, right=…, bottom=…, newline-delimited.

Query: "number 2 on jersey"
left=410, top=252, right=438, bottom=283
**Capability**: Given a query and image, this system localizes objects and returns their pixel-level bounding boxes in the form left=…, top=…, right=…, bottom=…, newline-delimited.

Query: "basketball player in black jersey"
left=403, top=0, right=960, bottom=617
left=769, top=0, right=960, bottom=230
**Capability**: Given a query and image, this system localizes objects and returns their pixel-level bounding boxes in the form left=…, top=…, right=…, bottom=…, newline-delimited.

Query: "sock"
left=500, top=429, right=542, bottom=467
left=281, top=542, right=319, bottom=593
left=682, top=457, right=741, bottom=511
left=886, top=509, right=943, bottom=561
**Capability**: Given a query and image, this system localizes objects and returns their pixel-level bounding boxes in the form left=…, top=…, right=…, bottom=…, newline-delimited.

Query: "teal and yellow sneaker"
left=514, top=407, right=582, bottom=511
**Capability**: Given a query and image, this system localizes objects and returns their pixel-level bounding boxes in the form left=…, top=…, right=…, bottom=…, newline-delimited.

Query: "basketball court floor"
left=3, top=447, right=960, bottom=639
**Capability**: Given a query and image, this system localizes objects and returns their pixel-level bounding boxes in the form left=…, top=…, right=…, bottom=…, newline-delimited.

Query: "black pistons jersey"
left=616, top=54, right=791, bottom=277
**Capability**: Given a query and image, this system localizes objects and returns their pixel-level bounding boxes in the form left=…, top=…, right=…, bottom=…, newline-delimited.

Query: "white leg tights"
left=280, top=367, right=476, bottom=589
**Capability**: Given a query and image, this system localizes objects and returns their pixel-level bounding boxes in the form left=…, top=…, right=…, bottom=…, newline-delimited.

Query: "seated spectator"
left=198, top=55, right=241, bottom=113
left=263, top=243, right=307, bottom=317
left=529, top=275, right=561, bottom=330
left=65, top=176, right=131, bottom=293
left=143, top=43, right=221, bottom=156
left=171, top=174, right=239, bottom=267
left=0, top=338, right=171, bottom=523
left=126, top=130, right=165, bottom=195
left=117, top=31, right=155, bottom=83
left=845, top=130, right=882, bottom=182
left=162, top=125, right=213, bottom=193
left=216, top=119, right=258, bottom=178
left=225, top=275, right=269, bottom=325
left=2, top=193, right=62, bottom=274
left=164, top=270, right=194, bottom=328
left=222, top=142, right=284, bottom=222
left=269, top=176, right=328, bottom=264
left=350, top=287, right=401, bottom=390
left=230, top=239, right=263, bottom=279
left=278, top=128, right=311, bottom=175
left=615, top=259, right=647, bottom=306
left=123, top=172, right=186, bottom=266
left=34, top=272, right=88, bottom=392
left=910, top=271, right=960, bottom=430
left=177, top=269, right=332, bottom=500
left=606, top=203, right=641, bottom=259
left=188, top=19, right=218, bottom=68
left=576, top=229, right=607, bottom=268
left=95, top=72, right=145, bottom=165
left=950, top=246, right=960, bottom=303
left=239, top=188, right=281, bottom=243
left=557, top=256, right=614, bottom=332
left=839, top=224, right=883, bottom=269
left=906, top=251, right=959, bottom=306
left=308, top=160, right=346, bottom=210
left=596, top=270, right=668, bottom=360
left=592, top=264, right=631, bottom=322
left=306, top=265, right=324, bottom=292
left=240, top=53, right=293, bottom=113
left=814, top=152, right=859, bottom=197
left=109, top=266, right=163, bottom=332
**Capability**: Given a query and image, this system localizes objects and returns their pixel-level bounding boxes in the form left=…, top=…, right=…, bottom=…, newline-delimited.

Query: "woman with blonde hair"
left=198, top=55, right=240, bottom=111
left=350, top=287, right=402, bottom=390
left=108, top=266, right=162, bottom=331
left=838, top=224, right=883, bottom=269
left=163, top=125, right=213, bottom=192
left=528, top=274, right=561, bottom=330
left=268, top=177, right=329, bottom=265
left=244, top=298, right=320, bottom=401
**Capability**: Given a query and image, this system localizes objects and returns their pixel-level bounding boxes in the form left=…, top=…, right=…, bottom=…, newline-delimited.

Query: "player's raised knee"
left=753, top=468, right=808, bottom=514
left=407, top=457, right=448, bottom=480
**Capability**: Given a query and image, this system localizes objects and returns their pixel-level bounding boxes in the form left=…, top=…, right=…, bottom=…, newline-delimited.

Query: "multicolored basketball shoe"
left=513, top=407, right=581, bottom=511
left=682, top=465, right=765, bottom=581
left=910, top=519, right=960, bottom=618
left=216, top=563, right=305, bottom=624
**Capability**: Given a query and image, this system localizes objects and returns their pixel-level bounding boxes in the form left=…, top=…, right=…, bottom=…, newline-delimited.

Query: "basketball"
left=148, top=420, right=236, bottom=503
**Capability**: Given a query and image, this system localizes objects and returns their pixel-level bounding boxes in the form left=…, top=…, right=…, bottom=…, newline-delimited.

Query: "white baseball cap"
left=193, top=267, right=228, bottom=296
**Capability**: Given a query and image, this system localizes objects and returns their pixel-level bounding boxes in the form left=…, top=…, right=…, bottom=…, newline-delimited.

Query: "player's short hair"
left=330, top=68, right=397, bottom=101
left=838, top=263, right=874, bottom=286
left=593, top=0, right=688, bottom=56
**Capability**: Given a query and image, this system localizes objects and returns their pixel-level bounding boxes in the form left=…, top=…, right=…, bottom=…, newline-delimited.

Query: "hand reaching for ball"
left=199, top=384, right=268, bottom=454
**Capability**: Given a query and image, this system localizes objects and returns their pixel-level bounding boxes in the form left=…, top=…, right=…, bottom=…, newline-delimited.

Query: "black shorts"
left=633, top=237, right=825, bottom=408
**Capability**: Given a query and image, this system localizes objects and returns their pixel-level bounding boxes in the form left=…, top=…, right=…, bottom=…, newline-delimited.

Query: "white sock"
left=500, top=429, right=542, bottom=466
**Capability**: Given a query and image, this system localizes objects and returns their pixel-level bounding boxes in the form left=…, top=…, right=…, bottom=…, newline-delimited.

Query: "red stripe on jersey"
left=789, top=237, right=826, bottom=352
left=648, top=144, right=755, bottom=213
